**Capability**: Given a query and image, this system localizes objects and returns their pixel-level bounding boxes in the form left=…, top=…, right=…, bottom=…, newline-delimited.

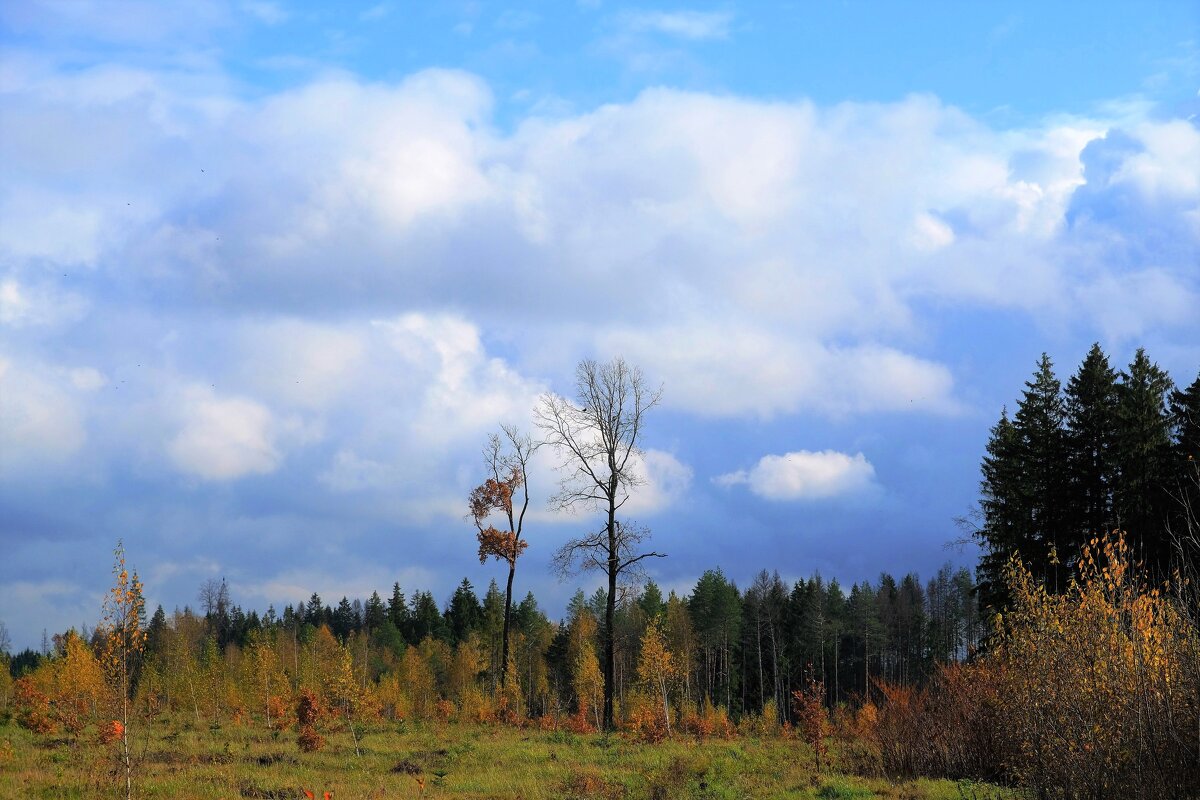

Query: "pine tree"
left=639, top=581, right=666, bottom=621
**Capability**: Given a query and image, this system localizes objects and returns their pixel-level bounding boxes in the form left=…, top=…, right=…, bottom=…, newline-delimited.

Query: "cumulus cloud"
left=624, top=448, right=694, bottom=514
left=167, top=388, right=280, bottom=480
left=3, top=49, right=1199, bottom=649
left=715, top=450, right=877, bottom=501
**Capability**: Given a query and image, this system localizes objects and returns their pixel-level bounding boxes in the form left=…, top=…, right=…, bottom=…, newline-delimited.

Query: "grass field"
left=0, top=716, right=1017, bottom=800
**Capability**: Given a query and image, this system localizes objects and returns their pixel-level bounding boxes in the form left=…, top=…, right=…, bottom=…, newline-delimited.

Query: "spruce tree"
left=364, top=591, right=387, bottom=631
left=1013, top=354, right=1069, bottom=592
left=1115, top=348, right=1174, bottom=573
left=387, top=583, right=409, bottom=638
left=1168, top=373, right=1200, bottom=568
left=1064, top=343, right=1120, bottom=556
left=977, top=407, right=1023, bottom=611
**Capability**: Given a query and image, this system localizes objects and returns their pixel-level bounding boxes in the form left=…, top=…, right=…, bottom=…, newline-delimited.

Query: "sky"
left=1, top=1, right=1198, bottom=651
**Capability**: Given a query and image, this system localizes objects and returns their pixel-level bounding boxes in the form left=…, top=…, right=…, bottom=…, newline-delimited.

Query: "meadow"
left=0, top=715, right=1014, bottom=800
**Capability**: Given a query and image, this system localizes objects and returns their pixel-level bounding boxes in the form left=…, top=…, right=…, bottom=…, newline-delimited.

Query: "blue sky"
left=1, top=1, right=1198, bottom=650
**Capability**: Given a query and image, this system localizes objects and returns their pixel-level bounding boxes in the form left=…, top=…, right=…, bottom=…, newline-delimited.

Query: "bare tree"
left=468, top=424, right=535, bottom=689
left=535, top=356, right=665, bottom=730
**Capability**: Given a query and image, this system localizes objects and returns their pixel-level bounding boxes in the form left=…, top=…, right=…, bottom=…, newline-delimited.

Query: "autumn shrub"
left=564, top=709, right=597, bottom=734
left=867, top=532, right=1200, bottom=798
left=266, top=694, right=291, bottom=731
left=702, top=700, right=735, bottom=739
left=792, top=678, right=829, bottom=775
left=296, top=690, right=324, bottom=753
left=984, top=533, right=1200, bottom=799
left=297, top=725, right=325, bottom=754
left=560, top=766, right=625, bottom=800
left=433, top=697, right=456, bottom=723
left=621, top=691, right=668, bottom=743
left=872, top=668, right=1006, bottom=781
left=13, top=677, right=55, bottom=735
left=677, top=701, right=708, bottom=739
left=459, top=686, right=495, bottom=724
left=99, top=720, right=125, bottom=746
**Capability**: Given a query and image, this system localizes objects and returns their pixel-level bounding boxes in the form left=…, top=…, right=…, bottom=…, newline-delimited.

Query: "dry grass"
left=0, top=714, right=1021, bottom=800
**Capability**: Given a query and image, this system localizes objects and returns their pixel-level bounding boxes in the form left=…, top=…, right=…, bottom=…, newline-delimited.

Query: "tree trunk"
left=501, top=562, right=515, bottom=687
left=604, top=513, right=617, bottom=731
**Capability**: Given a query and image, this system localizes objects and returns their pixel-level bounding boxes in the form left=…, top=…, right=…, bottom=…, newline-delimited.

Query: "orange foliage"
left=296, top=690, right=325, bottom=753
left=621, top=692, right=668, bottom=743
left=475, top=527, right=528, bottom=566
left=435, top=698, right=456, bottom=723
left=14, top=678, right=55, bottom=735
left=792, top=677, right=829, bottom=775
left=563, top=710, right=597, bottom=734
left=469, top=470, right=528, bottom=566
left=266, top=695, right=291, bottom=730
left=679, top=700, right=734, bottom=740
left=99, top=720, right=124, bottom=746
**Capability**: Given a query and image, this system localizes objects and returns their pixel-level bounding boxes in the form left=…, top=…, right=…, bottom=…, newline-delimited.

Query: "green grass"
left=0, top=716, right=1018, bottom=799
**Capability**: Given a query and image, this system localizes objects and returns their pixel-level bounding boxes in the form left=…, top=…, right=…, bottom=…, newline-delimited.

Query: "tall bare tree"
left=468, top=424, right=535, bottom=688
left=535, top=356, right=665, bottom=730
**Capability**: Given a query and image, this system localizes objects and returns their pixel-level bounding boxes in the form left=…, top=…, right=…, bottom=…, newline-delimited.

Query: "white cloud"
left=319, top=449, right=403, bottom=492
left=239, top=319, right=365, bottom=409
left=69, top=367, right=107, bottom=391
left=623, top=11, right=734, bottom=41
left=242, top=1, right=287, bottom=25
left=0, top=355, right=87, bottom=473
left=716, top=450, right=877, bottom=501
left=0, top=278, right=89, bottom=329
left=601, top=324, right=959, bottom=417
left=374, top=312, right=544, bottom=445
left=624, top=448, right=694, bottom=514
left=167, top=388, right=280, bottom=480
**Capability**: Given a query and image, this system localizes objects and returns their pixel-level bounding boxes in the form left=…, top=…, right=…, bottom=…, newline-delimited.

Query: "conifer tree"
left=1168, top=373, right=1200, bottom=567
left=445, top=579, right=483, bottom=644
left=387, top=583, right=409, bottom=638
left=1064, top=343, right=1120, bottom=554
left=364, top=591, right=387, bottom=631
left=1115, top=348, right=1174, bottom=573
left=1013, top=353, right=1069, bottom=592
left=978, top=407, right=1023, bottom=611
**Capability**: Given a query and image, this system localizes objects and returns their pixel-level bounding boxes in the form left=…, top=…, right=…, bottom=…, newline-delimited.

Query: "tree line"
left=2, top=557, right=981, bottom=727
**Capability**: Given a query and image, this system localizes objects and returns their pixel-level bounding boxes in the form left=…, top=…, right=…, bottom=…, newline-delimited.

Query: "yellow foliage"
left=987, top=532, right=1200, bottom=797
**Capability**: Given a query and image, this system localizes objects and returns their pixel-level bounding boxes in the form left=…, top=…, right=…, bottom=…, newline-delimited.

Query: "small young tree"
left=100, top=541, right=147, bottom=800
left=793, top=676, right=829, bottom=775
left=636, top=621, right=676, bottom=737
